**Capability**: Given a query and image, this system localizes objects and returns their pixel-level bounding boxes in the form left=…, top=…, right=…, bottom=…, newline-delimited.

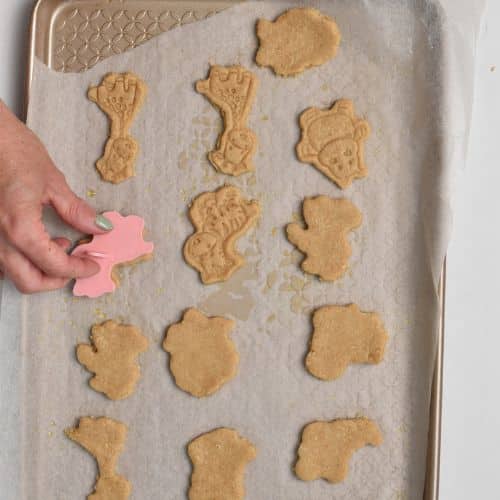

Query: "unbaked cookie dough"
left=66, top=416, right=131, bottom=500
left=163, top=308, right=238, bottom=397
left=297, top=99, right=370, bottom=188
left=306, top=304, right=388, bottom=380
left=188, top=427, right=256, bottom=500
left=184, top=185, right=260, bottom=284
left=77, top=320, right=149, bottom=400
left=256, top=8, right=341, bottom=76
left=196, top=65, right=259, bottom=176
left=286, top=196, right=362, bottom=281
left=88, top=72, right=147, bottom=183
left=295, top=418, right=383, bottom=483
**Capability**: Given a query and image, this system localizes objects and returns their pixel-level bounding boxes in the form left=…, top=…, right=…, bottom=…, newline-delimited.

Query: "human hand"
left=0, top=100, right=113, bottom=293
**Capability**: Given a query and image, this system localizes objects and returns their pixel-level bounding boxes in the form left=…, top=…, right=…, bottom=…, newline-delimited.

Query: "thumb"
left=49, top=179, right=113, bottom=235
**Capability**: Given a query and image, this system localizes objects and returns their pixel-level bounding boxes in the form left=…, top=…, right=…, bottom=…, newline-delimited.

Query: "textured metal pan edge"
left=26, top=2, right=444, bottom=499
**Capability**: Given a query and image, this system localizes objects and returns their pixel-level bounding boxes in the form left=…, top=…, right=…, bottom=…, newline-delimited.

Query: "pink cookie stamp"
left=71, top=211, right=154, bottom=298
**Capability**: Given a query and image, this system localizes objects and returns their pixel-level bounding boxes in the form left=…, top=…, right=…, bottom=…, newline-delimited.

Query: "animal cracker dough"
left=295, top=418, right=383, bottom=483
left=188, top=427, right=256, bottom=500
left=163, top=308, right=238, bottom=397
left=77, top=320, right=149, bottom=400
left=88, top=72, right=147, bottom=183
left=71, top=211, right=154, bottom=298
left=306, top=304, right=388, bottom=380
left=184, top=185, right=260, bottom=284
left=66, top=416, right=131, bottom=500
left=296, top=99, right=370, bottom=189
left=286, top=196, right=362, bottom=281
left=196, top=65, right=259, bottom=176
left=256, top=8, right=341, bottom=76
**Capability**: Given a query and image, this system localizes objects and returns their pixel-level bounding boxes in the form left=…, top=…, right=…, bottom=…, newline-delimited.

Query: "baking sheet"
left=0, top=1, right=484, bottom=499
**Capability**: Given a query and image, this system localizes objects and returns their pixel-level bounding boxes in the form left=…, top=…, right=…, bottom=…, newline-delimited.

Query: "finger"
left=5, top=210, right=100, bottom=279
left=53, top=237, right=71, bottom=251
left=0, top=244, right=69, bottom=294
left=48, top=177, right=113, bottom=234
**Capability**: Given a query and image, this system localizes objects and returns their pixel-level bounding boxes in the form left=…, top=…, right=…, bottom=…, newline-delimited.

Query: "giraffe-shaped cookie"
left=196, top=65, right=259, bottom=176
left=89, top=72, right=147, bottom=183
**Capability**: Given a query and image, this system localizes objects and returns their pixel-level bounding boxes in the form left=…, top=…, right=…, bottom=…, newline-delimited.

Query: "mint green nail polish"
left=95, top=214, right=113, bottom=231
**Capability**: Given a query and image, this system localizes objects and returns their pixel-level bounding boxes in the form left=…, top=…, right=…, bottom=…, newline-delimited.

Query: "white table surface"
left=0, top=1, right=498, bottom=498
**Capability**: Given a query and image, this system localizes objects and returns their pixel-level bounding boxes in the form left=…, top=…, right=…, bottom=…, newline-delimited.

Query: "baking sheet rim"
left=24, top=1, right=445, bottom=499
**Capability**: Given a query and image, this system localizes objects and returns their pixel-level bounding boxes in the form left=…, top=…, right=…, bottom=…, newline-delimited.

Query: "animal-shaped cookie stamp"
left=306, top=304, right=388, bottom=380
left=287, top=196, right=362, bottom=281
left=77, top=320, right=149, bottom=400
left=297, top=99, right=370, bottom=189
left=66, top=416, right=131, bottom=500
left=184, top=186, right=260, bottom=284
left=188, top=428, right=256, bottom=500
left=256, top=8, right=341, bottom=76
left=71, top=211, right=154, bottom=298
left=88, top=72, right=147, bottom=183
left=196, top=65, right=259, bottom=176
left=295, top=418, right=383, bottom=483
left=163, top=309, right=238, bottom=397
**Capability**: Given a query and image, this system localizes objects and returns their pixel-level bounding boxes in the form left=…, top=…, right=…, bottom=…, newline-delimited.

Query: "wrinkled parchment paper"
left=0, top=1, right=485, bottom=498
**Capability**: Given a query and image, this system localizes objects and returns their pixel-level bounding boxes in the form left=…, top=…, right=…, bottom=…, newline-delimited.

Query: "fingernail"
left=95, top=214, right=113, bottom=231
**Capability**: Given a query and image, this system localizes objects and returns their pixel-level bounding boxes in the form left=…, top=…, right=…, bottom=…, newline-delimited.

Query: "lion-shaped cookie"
left=297, top=99, right=370, bottom=189
left=184, top=186, right=260, bottom=284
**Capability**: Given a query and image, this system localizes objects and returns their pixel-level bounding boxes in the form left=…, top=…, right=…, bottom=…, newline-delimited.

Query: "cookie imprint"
left=295, top=418, right=383, bottom=483
left=89, top=72, right=147, bottom=183
left=256, top=8, right=341, bottom=76
left=184, top=185, right=260, bottom=284
left=286, top=196, right=362, bottom=281
left=163, top=308, right=238, bottom=397
left=66, top=417, right=131, bottom=500
left=188, top=428, right=256, bottom=500
left=71, top=211, right=154, bottom=298
left=297, top=99, right=370, bottom=189
left=196, top=65, right=258, bottom=176
left=306, top=304, right=388, bottom=380
left=77, top=320, right=149, bottom=400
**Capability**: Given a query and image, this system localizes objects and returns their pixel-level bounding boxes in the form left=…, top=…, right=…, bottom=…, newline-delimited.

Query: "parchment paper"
left=0, top=1, right=485, bottom=499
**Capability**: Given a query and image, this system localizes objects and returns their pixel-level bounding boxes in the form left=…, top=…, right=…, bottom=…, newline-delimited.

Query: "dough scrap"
left=88, top=72, right=147, bottom=183
left=71, top=211, right=154, bottom=298
left=297, top=99, right=370, bottom=188
left=256, top=8, right=341, bottom=76
left=184, top=185, right=260, bottom=284
left=77, top=320, right=149, bottom=400
left=66, top=417, right=131, bottom=500
left=286, top=196, right=362, bottom=281
left=196, top=65, right=259, bottom=176
left=188, top=428, right=256, bottom=500
left=295, top=418, right=383, bottom=483
left=306, top=304, right=388, bottom=380
left=163, top=308, right=238, bottom=397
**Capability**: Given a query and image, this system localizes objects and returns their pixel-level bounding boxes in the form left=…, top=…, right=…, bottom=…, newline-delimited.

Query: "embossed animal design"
left=297, top=99, right=370, bottom=189
left=66, top=417, right=131, bottom=500
left=188, top=428, right=256, bottom=500
left=184, top=186, right=260, bottom=284
left=295, top=418, right=383, bottom=483
left=77, top=320, right=149, bottom=400
left=88, top=72, right=147, bottom=183
left=71, top=211, right=154, bottom=298
left=196, top=65, right=258, bottom=176
left=306, top=304, right=388, bottom=380
left=287, top=196, right=362, bottom=281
